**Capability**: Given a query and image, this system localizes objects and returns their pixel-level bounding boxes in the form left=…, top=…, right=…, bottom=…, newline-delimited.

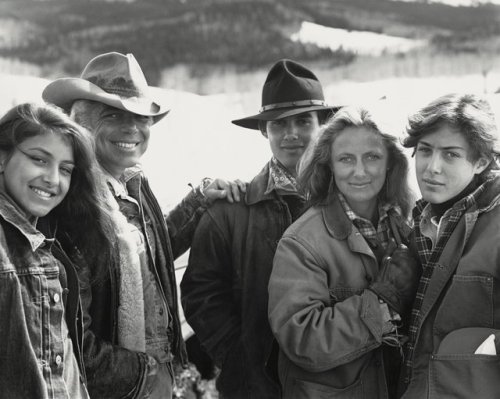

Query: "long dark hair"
left=299, top=106, right=414, bottom=218
left=0, top=103, right=117, bottom=280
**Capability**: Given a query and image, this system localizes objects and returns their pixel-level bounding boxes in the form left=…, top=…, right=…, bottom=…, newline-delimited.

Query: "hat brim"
left=231, top=105, right=339, bottom=130
left=42, top=78, right=170, bottom=125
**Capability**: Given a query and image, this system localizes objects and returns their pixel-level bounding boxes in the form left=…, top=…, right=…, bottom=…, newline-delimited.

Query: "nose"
left=284, top=121, right=299, bottom=140
left=426, top=153, right=442, bottom=174
left=353, top=159, right=367, bottom=178
left=43, top=165, right=60, bottom=187
left=123, top=121, right=139, bottom=135
left=120, top=114, right=142, bottom=135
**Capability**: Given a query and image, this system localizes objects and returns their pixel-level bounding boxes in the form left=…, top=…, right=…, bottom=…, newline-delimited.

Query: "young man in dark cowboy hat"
left=181, top=59, right=337, bottom=398
left=42, top=52, right=244, bottom=399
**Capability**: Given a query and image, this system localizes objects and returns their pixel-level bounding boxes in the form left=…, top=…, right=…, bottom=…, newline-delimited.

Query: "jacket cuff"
left=186, top=182, right=211, bottom=209
left=360, top=290, right=390, bottom=342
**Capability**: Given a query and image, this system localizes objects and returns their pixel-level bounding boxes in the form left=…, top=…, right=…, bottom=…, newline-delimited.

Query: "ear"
left=473, top=156, right=490, bottom=175
left=260, top=130, right=268, bottom=139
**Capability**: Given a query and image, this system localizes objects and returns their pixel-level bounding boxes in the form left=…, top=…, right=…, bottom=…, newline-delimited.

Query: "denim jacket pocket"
left=434, top=274, right=494, bottom=337
left=290, top=377, right=363, bottom=399
left=429, top=353, right=500, bottom=399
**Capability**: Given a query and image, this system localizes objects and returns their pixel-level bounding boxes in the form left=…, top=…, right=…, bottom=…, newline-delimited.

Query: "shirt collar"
left=0, top=192, right=46, bottom=251
left=103, top=165, right=142, bottom=198
left=264, top=157, right=300, bottom=196
left=337, top=191, right=398, bottom=226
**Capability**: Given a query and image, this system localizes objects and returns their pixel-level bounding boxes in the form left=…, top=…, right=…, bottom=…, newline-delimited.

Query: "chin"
left=422, top=192, right=447, bottom=205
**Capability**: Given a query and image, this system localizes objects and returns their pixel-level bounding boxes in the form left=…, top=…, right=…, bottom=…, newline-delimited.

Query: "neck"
left=350, top=199, right=378, bottom=224
left=101, top=163, right=125, bottom=181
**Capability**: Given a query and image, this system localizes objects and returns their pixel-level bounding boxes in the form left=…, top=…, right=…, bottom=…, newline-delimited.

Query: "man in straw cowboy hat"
left=181, top=59, right=338, bottom=398
left=42, top=52, right=244, bottom=398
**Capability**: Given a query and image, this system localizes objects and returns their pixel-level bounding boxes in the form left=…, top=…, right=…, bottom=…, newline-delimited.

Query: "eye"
left=338, top=156, right=354, bottom=163
left=269, top=120, right=285, bottom=127
left=366, top=153, right=382, bottom=161
left=136, top=115, right=152, bottom=125
left=29, top=155, right=48, bottom=165
left=416, top=146, right=431, bottom=155
left=297, top=118, right=312, bottom=126
left=60, top=165, right=74, bottom=176
left=445, top=151, right=461, bottom=159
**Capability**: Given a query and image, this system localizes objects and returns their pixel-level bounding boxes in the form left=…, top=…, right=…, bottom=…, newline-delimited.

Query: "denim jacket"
left=0, top=194, right=85, bottom=399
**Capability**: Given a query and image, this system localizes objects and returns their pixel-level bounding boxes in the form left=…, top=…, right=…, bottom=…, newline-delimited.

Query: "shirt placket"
left=38, top=244, right=67, bottom=399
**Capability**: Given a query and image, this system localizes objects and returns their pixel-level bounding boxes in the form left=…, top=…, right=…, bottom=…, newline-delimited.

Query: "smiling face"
left=415, top=125, right=488, bottom=204
left=331, top=126, right=389, bottom=219
left=93, top=105, right=153, bottom=179
left=265, top=111, right=320, bottom=176
left=0, top=132, right=74, bottom=218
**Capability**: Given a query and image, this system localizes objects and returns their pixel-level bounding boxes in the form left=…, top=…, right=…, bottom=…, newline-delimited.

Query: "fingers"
left=235, top=179, right=246, bottom=193
left=229, top=181, right=241, bottom=203
left=222, top=179, right=246, bottom=203
left=204, top=178, right=247, bottom=203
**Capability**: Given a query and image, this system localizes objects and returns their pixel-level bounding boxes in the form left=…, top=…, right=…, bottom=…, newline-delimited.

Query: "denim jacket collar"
left=104, top=165, right=143, bottom=200
left=0, top=192, right=45, bottom=251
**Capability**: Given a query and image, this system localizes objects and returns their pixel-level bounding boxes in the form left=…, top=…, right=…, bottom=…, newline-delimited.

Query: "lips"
left=349, top=182, right=371, bottom=188
left=423, top=178, right=444, bottom=186
left=281, top=145, right=303, bottom=150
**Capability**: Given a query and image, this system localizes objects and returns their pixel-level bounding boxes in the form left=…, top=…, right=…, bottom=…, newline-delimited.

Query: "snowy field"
left=291, top=21, right=426, bottom=56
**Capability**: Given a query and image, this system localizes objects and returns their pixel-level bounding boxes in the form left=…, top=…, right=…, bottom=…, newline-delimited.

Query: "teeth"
left=32, top=187, right=52, bottom=198
left=114, top=142, right=137, bottom=149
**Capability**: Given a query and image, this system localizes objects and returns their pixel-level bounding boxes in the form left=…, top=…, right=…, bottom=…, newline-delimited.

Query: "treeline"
left=287, top=0, right=500, bottom=34
left=1, top=0, right=499, bottom=85
left=0, top=0, right=354, bottom=84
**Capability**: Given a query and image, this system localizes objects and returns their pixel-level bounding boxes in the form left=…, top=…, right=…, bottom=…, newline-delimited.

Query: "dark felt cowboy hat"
left=232, top=59, right=336, bottom=130
left=42, top=52, right=169, bottom=124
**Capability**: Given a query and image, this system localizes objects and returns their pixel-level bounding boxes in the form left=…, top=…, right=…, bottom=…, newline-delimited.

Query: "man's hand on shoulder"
left=201, top=178, right=247, bottom=204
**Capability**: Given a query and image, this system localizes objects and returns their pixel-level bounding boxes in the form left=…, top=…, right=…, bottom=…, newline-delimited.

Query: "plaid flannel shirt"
left=403, top=183, right=486, bottom=383
left=337, top=191, right=399, bottom=251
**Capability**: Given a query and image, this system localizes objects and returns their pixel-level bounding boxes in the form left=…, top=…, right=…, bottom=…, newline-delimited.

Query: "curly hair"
left=299, top=105, right=414, bottom=217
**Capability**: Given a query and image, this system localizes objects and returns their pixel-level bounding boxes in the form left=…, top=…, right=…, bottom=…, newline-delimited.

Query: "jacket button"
left=53, top=293, right=60, bottom=303
left=55, top=355, right=62, bottom=365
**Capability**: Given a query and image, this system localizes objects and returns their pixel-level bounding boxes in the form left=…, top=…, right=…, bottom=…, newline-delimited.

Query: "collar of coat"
left=414, top=172, right=500, bottom=221
left=321, top=192, right=352, bottom=240
left=321, top=191, right=412, bottom=241
left=246, top=161, right=297, bottom=205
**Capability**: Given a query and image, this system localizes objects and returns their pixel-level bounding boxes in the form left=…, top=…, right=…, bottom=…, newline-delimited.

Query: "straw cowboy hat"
left=232, top=59, right=337, bottom=130
left=42, top=52, right=169, bottom=124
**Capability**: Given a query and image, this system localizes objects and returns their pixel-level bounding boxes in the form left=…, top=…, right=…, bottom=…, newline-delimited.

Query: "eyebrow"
left=418, top=140, right=466, bottom=151
left=23, top=147, right=75, bottom=165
